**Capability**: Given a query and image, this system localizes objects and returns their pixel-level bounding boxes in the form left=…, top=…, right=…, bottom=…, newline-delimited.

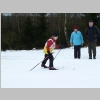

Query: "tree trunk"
left=64, top=13, right=70, bottom=47
left=16, top=14, right=20, bottom=35
left=58, top=13, right=61, bottom=46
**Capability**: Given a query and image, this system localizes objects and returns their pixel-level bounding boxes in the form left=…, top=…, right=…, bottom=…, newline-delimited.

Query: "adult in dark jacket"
left=86, top=20, right=100, bottom=59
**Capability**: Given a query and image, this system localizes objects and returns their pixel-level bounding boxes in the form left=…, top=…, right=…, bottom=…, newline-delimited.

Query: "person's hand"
left=81, top=44, right=83, bottom=46
left=70, top=43, right=73, bottom=46
left=94, top=35, right=97, bottom=39
left=47, top=51, right=52, bottom=57
left=47, top=51, right=54, bottom=60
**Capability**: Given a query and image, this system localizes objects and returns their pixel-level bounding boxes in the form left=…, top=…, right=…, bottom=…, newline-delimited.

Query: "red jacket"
left=43, top=37, right=56, bottom=54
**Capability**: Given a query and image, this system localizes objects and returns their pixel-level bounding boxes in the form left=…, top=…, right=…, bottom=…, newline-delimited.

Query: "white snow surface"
left=1, top=47, right=100, bottom=88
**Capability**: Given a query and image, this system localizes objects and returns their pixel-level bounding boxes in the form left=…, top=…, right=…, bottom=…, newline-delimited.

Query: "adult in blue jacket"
left=70, top=26, right=84, bottom=59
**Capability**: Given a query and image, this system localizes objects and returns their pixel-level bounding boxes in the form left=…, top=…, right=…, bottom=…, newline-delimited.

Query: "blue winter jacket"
left=70, top=31, right=84, bottom=46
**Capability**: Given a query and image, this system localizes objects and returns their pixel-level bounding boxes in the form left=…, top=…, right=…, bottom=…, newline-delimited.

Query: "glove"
left=47, top=51, right=53, bottom=59
left=81, top=44, right=83, bottom=46
left=94, top=35, right=97, bottom=38
left=70, top=43, right=73, bottom=46
left=47, top=51, right=50, bottom=54
left=47, top=51, right=52, bottom=55
left=94, top=35, right=97, bottom=40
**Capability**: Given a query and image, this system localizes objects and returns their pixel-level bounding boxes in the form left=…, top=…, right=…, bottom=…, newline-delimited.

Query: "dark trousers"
left=74, top=45, right=81, bottom=58
left=42, top=54, right=54, bottom=67
left=88, top=42, right=96, bottom=58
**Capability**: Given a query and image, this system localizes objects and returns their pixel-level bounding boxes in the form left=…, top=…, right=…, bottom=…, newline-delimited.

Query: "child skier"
left=41, top=31, right=58, bottom=70
left=70, top=26, right=84, bottom=59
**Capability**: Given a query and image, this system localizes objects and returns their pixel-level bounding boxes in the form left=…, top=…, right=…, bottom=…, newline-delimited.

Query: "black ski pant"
left=74, top=45, right=81, bottom=58
left=42, top=54, right=54, bottom=67
left=88, top=42, right=96, bottom=58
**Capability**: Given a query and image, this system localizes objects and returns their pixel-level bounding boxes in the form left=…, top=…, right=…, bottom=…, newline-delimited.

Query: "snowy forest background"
left=1, top=13, right=100, bottom=51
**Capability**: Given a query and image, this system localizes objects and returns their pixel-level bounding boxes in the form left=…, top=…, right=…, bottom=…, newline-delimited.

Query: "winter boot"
left=49, top=67, right=58, bottom=70
left=41, top=64, right=48, bottom=68
left=93, top=56, right=96, bottom=59
left=89, top=57, right=92, bottom=59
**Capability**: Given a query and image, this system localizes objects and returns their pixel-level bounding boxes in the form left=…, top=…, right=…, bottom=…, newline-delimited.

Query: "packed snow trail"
left=1, top=47, right=100, bottom=88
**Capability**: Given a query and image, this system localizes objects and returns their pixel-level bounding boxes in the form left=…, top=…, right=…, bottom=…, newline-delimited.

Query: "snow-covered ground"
left=1, top=47, right=100, bottom=88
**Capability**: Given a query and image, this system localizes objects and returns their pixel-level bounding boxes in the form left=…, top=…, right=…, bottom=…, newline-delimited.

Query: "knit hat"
left=52, top=31, right=58, bottom=37
left=74, top=26, right=78, bottom=29
left=89, top=20, right=93, bottom=22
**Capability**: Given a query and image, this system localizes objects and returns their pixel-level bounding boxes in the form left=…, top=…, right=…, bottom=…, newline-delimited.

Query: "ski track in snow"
left=1, top=47, right=100, bottom=88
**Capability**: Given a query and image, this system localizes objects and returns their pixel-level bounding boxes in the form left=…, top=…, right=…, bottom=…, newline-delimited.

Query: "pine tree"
left=34, top=13, right=48, bottom=48
left=20, top=16, right=34, bottom=49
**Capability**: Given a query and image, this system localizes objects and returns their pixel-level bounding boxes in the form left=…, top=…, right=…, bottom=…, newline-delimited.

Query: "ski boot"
left=41, top=64, right=48, bottom=68
left=49, top=67, right=58, bottom=70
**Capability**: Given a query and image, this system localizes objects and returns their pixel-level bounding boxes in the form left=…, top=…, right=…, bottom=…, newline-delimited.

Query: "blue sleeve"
left=70, top=33, right=73, bottom=43
left=80, top=32, right=84, bottom=44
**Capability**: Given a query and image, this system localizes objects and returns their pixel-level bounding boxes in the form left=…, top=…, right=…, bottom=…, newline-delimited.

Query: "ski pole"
left=30, top=51, right=60, bottom=71
left=53, top=49, right=61, bottom=60
left=30, top=56, right=49, bottom=71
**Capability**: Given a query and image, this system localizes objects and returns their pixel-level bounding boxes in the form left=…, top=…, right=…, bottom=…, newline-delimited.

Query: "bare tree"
left=58, top=13, right=61, bottom=46
left=16, top=13, right=20, bottom=35
left=64, top=13, right=70, bottom=47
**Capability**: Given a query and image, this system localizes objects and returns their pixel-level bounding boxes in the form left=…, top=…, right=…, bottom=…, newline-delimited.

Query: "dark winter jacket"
left=86, top=26, right=100, bottom=42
